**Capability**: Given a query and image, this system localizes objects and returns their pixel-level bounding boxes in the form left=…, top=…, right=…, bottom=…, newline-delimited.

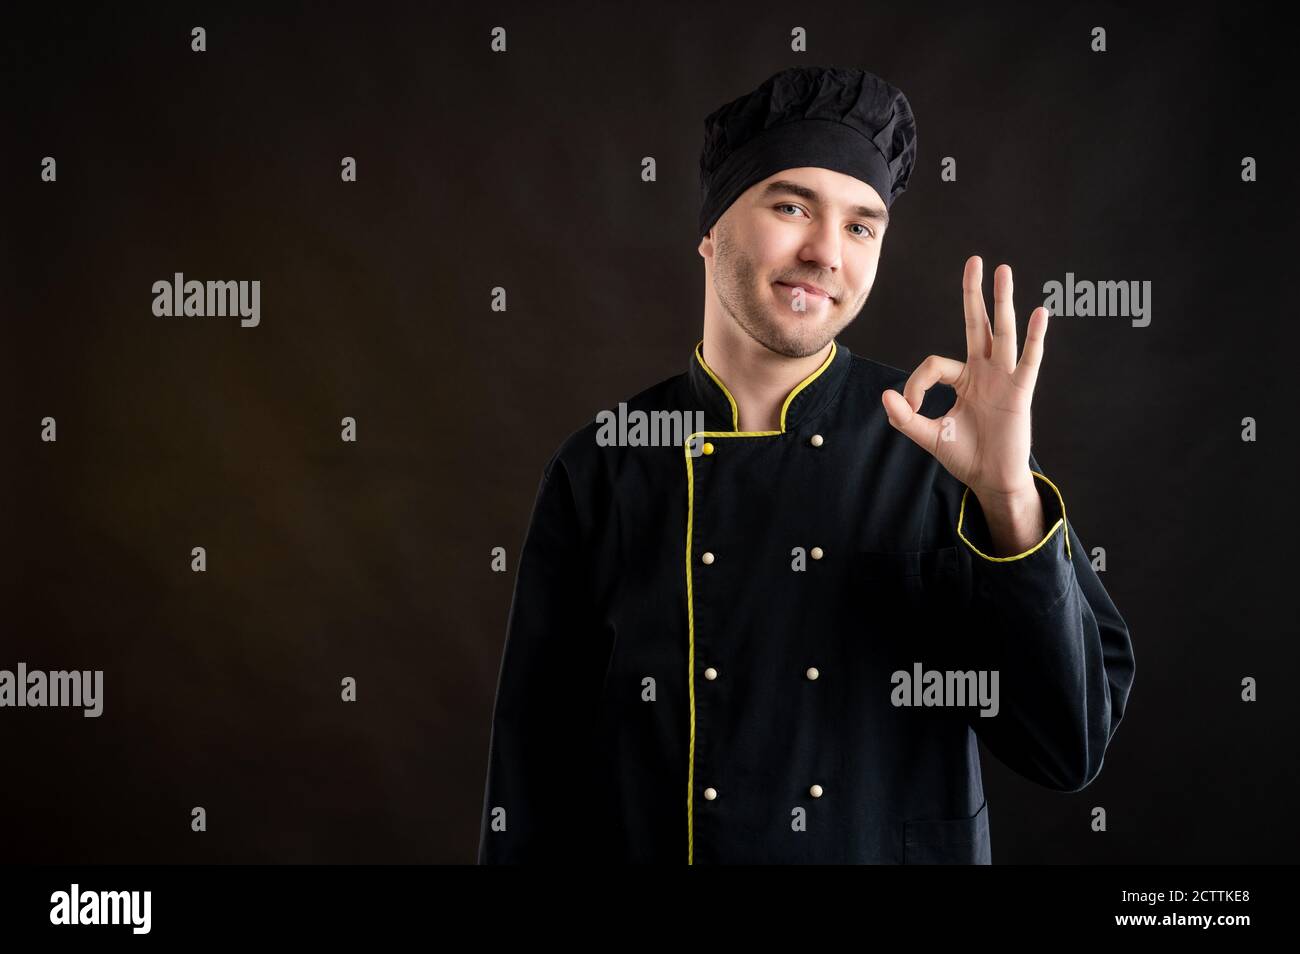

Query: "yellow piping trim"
left=956, top=470, right=1072, bottom=562
left=684, top=429, right=775, bottom=865
left=693, top=344, right=740, bottom=431
left=779, top=343, right=837, bottom=431
left=683, top=342, right=839, bottom=864
left=693, top=340, right=838, bottom=433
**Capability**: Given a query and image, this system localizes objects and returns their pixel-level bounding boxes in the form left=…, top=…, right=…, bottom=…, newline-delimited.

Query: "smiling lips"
left=777, top=281, right=834, bottom=302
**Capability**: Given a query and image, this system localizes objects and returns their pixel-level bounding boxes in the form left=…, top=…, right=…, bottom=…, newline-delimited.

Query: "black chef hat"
left=698, top=65, right=918, bottom=242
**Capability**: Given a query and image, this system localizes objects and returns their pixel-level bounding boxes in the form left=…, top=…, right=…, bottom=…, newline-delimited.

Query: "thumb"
left=882, top=389, right=941, bottom=452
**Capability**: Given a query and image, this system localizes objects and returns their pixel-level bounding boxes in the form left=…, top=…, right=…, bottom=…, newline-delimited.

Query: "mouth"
left=775, top=281, right=834, bottom=303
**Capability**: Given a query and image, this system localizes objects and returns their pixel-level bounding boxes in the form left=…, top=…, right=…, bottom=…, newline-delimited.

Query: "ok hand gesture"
left=882, top=256, right=1049, bottom=504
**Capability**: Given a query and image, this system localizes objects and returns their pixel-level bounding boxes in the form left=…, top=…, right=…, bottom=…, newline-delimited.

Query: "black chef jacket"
left=477, top=339, right=1135, bottom=864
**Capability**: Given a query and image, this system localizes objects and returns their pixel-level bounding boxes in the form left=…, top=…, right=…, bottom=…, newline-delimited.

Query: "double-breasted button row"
left=696, top=434, right=825, bottom=564
left=694, top=434, right=825, bottom=454
left=696, top=430, right=828, bottom=810
left=702, top=549, right=824, bottom=563
left=700, top=784, right=824, bottom=801
left=697, top=662, right=825, bottom=803
left=701, top=666, right=818, bottom=681
left=703, top=548, right=823, bottom=562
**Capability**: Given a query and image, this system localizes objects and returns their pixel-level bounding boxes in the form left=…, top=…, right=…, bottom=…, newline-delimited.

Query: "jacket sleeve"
left=952, top=451, right=1136, bottom=792
left=477, top=452, right=605, bottom=863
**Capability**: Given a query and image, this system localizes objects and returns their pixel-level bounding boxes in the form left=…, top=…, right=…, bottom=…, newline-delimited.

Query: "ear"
left=698, top=229, right=715, bottom=261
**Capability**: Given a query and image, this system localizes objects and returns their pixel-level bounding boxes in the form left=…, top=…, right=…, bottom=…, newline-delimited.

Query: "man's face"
left=700, top=167, right=889, bottom=358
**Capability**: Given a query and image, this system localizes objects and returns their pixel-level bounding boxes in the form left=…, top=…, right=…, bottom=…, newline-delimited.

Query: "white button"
left=810, top=546, right=824, bottom=560
left=701, top=552, right=715, bottom=565
left=809, top=784, right=823, bottom=798
left=703, top=787, right=717, bottom=801
left=810, top=434, right=824, bottom=447
left=806, top=667, right=819, bottom=680
left=704, top=667, right=718, bottom=681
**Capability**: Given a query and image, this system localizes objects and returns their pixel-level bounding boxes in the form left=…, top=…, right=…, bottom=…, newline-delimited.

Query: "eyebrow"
left=761, top=179, right=889, bottom=225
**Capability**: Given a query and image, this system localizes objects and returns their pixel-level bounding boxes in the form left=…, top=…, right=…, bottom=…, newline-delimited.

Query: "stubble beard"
left=711, top=226, right=865, bottom=359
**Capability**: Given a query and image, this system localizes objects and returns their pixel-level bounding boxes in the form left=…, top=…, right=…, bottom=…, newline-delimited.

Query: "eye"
left=777, top=204, right=875, bottom=239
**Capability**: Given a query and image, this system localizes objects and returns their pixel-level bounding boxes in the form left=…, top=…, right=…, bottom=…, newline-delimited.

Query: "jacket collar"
left=687, top=338, right=852, bottom=433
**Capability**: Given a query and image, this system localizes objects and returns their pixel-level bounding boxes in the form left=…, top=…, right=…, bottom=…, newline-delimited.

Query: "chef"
left=477, top=65, right=1136, bottom=864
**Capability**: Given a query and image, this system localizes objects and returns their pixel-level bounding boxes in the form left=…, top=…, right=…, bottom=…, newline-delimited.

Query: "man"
left=477, top=65, right=1135, bottom=864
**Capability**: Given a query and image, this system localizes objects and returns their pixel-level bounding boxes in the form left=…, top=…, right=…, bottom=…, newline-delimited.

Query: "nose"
left=799, top=217, right=842, bottom=274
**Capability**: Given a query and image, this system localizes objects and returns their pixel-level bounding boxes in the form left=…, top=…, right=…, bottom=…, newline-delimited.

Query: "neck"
left=701, top=319, right=834, bottom=432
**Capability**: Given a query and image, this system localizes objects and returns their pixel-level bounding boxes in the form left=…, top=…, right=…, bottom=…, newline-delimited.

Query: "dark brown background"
left=2, top=1, right=1295, bottom=863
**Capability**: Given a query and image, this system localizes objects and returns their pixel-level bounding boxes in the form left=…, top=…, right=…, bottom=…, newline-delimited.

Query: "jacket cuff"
left=956, top=471, right=1075, bottom=615
left=958, top=470, right=1071, bottom=562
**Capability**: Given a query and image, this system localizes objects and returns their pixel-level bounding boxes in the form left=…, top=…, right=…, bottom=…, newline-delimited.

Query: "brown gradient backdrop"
left=2, top=2, right=1296, bottom=863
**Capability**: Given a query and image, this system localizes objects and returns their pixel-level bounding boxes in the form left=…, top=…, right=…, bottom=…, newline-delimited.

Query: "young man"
left=478, top=65, right=1135, bottom=864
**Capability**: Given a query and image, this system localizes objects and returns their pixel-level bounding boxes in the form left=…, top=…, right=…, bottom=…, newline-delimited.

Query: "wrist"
left=973, top=476, right=1045, bottom=557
